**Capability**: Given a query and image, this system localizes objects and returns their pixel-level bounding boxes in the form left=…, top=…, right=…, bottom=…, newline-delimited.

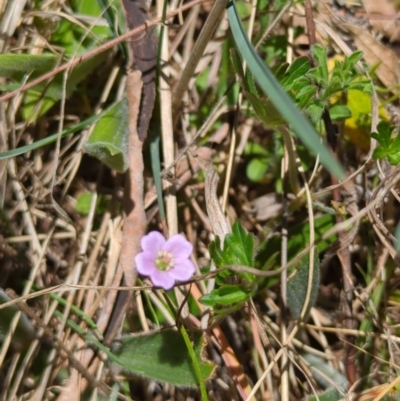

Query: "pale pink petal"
left=164, top=234, right=193, bottom=262
left=141, top=231, right=165, bottom=253
left=150, top=269, right=175, bottom=290
left=135, top=252, right=157, bottom=276
left=168, top=259, right=196, bottom=281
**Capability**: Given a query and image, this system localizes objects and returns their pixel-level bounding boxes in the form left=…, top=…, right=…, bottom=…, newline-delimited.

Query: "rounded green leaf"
left=111, top=330, right=215, bottom=387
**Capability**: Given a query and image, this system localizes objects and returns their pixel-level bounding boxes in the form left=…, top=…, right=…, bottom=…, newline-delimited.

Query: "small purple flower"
left=135, top=231, right=196, bottom=290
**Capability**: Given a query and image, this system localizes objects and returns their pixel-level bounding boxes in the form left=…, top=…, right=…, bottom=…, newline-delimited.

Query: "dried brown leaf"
left=362, top=0, right=400, bottom=41
left=344, top=23, right=400, bottom=89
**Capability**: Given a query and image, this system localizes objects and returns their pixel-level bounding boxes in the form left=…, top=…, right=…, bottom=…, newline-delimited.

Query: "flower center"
left=155, top=251, right=174, bottom=271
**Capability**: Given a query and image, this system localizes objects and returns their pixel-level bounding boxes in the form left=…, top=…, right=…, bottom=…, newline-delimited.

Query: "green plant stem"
left=163, top=293, right=208, bottom=400
left=178, top=323, right=209, bottom=401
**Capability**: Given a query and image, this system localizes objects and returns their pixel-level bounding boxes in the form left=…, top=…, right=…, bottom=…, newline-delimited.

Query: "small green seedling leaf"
left=75, top=193, right=109, bottom=216
left=246, top=157, right=269, bottom=182
left=84, top=98, right=129, bottom=172
left=111, top=330, right=215, bottom=387
left=209, top=221, right=254, bottom=277
left=371, top=121, right=400, bottom=165
left=311, top=45, right=329, bottom=85
left=287, top=250, right=320, bottom=320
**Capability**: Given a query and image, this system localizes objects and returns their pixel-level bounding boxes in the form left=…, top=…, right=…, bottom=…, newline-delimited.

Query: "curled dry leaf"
left=344, top=23, right=400, bottom=90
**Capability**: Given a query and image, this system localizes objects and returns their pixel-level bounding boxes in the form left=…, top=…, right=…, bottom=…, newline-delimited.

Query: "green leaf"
left=0, top=53, right=58, bottom=77
left=345, top=50, right=363, bottom=68
left=329, top=104, right=352, bottom=121
left=307, top=101, right=325, bottom=123
left=111, top=330, right=215, bottom=387
left=244, top=141, right=269, bottom=156
left=388, top=152, right=400, bottom=165
left=75, top=193, right=108, bottom=215
left=304, top=353, right=347, bottom=401
left=287, top=251, right=320, bottom=320
left=245, top=91, right=283, bottom=126
left=347, top=80, right=373, bottom=94
left=200, top=284, right=253, bottom=307
left=311, top=45, right=329, bottom=84
left=209, top=222, right=254, bottom=272
left=280, top=56, right=310, bottom=90
left=371, top=121, right=400, bottom=165
left=22, top=52, right=109, bottom=121
left=226, top=0, right=345, bottom=179
left=246, top=157, right=269, bottom=182
left=84, top=98, right=129, bottom=172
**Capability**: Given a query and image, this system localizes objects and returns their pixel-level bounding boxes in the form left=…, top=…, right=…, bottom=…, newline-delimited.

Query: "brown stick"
left=103, top=70, right=147, bottom=344
left=122, top=0, right=158, bottom=141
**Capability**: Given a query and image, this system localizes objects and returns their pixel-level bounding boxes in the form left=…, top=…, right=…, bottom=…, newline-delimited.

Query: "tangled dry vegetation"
left=1, top=0, right=400, bottom=400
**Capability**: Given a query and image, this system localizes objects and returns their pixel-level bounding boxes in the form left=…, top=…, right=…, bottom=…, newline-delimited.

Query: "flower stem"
left=178, top=323, right=209, bottom=401
left=163, top=293, right=208, bottom=400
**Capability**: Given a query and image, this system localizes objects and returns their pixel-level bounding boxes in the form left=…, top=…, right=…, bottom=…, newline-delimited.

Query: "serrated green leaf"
left=311, top=44, right=329, bottom=84
left=308, top=102, right=325, bottom=123
left=84, top=98, right=129, bottom=172
left=217, top=222, right=254, bottom=268
left=230, top=221, right=254, bottom=266
left=111, top=330, right=214, bottom=387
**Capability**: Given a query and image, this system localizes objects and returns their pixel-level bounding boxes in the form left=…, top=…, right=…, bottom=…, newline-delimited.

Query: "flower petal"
left=141, top=231, right=165, bottom=253
left=150, top=270, right=175, bottom=290
left=135, top=252, right=157, bottom=276
left=168, top=259, right=196, bottom=281
left=164, top=234, right=193, bottom=262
